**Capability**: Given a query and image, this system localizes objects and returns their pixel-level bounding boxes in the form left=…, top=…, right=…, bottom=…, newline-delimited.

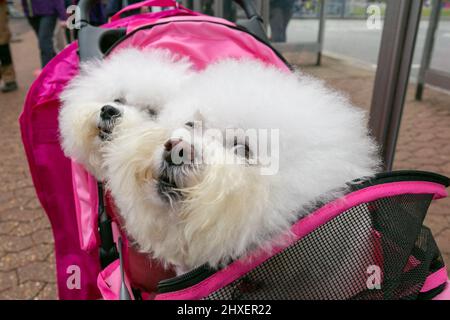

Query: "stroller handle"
left=77, top=0, right=267, bottom=64
left=78, top=0, right=262, bottom=24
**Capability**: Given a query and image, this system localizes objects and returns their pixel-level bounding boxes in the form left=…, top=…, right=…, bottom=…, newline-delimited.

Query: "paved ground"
left=0, top=22, right=449, bottom=300
left=0, top=23, right=56, bottom=300
left=286, top=19, right=450, bottom=80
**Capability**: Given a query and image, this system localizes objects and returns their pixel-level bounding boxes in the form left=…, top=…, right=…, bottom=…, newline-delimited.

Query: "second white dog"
left=59, top=48, right=193, bottom=180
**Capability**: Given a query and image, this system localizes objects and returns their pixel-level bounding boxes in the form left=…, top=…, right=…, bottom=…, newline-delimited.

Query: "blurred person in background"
left=21, top=0, right=67, bottom=70
left=270, top=0, right=296, bottom=42
left=0, top=0, right=17, bottom=92
left=202, top=0, right=214, bottom=16
left=105, top=0, right=145, bottom=19
left=223, top=0, right=236, bottom=22
left=65, top=0, right=105, bottom=26
left=64, top=0, right=106, bottom=43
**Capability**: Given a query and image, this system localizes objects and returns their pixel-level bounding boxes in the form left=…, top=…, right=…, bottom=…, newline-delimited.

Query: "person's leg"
left=27, top=16, right=41, bottom=35
left=0, top=43, right=16, bottom=80
left=0, top=1, right=17, bottom=91
left=281, top=1, right=295, bottom=41
left=0, top=43, right=18, bottom=92
left=0, top=2, right=11, bottom=44
left=270, top=6, right=286, bottom=42
left=37, top=15, right=57, bottom=67
left=223, top=1, right=236, bottom=22
left=26, top=16, right=44, bottom=76
left=203, top=0, right=214, bottom=16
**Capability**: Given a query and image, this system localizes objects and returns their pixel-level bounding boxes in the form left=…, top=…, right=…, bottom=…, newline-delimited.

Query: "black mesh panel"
left=205, top=194, right=444, bottom=300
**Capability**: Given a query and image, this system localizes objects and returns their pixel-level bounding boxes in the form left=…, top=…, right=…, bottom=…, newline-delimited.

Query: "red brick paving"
left=0, top=25, right=449, bottom=299
left=0, top=24, right=57, bottom=299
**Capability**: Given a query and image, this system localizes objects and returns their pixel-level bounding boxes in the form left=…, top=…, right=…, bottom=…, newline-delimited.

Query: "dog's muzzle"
left=157, top=138, right=196, bottom=202
left=98, top=105, right=122, bottom=140
left=163, top=138, right=195, bottom=166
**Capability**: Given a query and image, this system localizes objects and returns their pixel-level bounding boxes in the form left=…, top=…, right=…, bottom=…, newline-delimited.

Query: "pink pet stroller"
left=20, top=0, right=450, bottom=300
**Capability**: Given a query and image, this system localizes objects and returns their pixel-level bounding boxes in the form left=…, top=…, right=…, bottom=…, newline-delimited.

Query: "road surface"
left=286, top=19, right=450, bottom=80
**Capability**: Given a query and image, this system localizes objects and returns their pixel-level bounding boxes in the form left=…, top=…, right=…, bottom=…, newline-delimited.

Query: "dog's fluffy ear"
left=61, top=48, right=195, bottom=110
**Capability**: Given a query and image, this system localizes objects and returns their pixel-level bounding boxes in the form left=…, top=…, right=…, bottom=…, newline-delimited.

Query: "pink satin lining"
left=97, top=259, right=134, bottom=300
left=421, top=267, right=448, bottom=293
left=155, top=181, right=448, bottom=300
left=71, top=161, right=99, bottom=252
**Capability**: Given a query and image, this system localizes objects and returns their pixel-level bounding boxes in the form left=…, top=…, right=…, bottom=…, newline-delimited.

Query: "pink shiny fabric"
left=19, top=8, right=288, bottom=299
left=71, top=161, right=99, bottom=252
left=113, top=18, right=289, bottom=71
left=97, top=259, right=134, bottom=300
left=154, top=181, right=448, bottom=300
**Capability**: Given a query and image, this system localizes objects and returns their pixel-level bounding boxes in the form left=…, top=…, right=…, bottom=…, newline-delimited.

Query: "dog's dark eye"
left=147, top=107, right=157, bottom=118
left=185, top=121, right=194, bottom=128
left=114, top=98, right=125, bottom=104
left=233, top=138, right=251, bottom=159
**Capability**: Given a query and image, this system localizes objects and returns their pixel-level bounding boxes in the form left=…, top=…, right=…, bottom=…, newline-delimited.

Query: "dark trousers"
left=270, top=0, right=295, bottom=43
left=0, top=43, right=16, bottom=82
left=0, top=43, right=12, bottom=65
left=27, top=15, right=57, bottom=67
left=0, top=2, right=15, bottom=82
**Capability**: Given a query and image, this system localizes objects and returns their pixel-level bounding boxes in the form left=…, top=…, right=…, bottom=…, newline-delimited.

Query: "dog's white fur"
left=100, top=58, right=381, bottom=273
left=59, top=48, right=193, bottom=180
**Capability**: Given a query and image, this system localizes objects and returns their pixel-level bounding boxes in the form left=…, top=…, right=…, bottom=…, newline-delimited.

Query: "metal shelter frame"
left=416, top=0, right=450, bottom=100
left=181, top=0, right=327, bottom=66
left=369, top=0, right=424, bottom=171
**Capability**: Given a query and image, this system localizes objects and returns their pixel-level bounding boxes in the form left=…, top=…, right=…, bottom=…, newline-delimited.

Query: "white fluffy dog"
left=59, top=48, right=193, bottom=180
left=102, top=58, right=381, bottom=274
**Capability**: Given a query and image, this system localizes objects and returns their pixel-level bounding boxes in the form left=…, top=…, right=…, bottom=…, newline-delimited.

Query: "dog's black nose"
left=164, top=139, right=182, bottom=165
left=100, top=105, right=121, bottom=121
left=164, top=138, right=182, bottom=152
left=164, top=139, right=194, bottom=165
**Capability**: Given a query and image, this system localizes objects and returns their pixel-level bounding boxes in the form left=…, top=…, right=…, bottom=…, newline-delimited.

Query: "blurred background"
left=0, top=0, right=449, bottom=299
